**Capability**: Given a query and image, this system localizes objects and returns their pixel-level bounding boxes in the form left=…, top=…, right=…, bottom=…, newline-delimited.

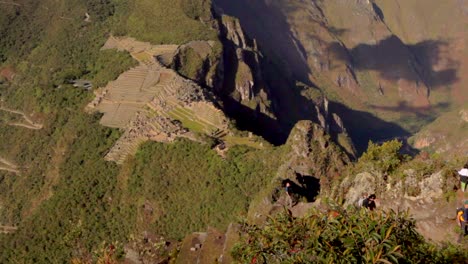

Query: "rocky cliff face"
left=169, top=8, right=356, bottom=154
left=216, top=15, right=272, bottom=114
left=341, top=168, right=460, bottom=242
left=246, top=120, right=350, bottom=225
left=214, top=0, right=468, bottom=152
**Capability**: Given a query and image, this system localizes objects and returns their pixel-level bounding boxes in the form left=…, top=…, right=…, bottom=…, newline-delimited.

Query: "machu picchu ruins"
left=87, top=37, right=237, bottom=164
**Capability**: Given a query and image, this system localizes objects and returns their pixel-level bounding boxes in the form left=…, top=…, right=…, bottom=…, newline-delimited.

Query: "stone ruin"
left=87, top=37, right=230, bottom=164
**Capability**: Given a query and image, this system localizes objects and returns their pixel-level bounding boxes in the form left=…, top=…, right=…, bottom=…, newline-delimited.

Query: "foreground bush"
left=232, top=208, right=468, bottom=263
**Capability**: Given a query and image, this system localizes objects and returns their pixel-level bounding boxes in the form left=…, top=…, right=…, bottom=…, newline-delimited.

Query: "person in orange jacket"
left=457, top=200, right=468, bottom=243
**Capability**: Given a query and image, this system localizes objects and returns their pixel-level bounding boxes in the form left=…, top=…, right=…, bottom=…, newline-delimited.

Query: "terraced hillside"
left=88, top=37, right=259, bottom=164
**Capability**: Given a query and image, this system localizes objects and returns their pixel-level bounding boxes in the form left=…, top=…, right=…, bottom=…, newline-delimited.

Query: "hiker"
left=458, top=163, right=468, bottom=192
left=457, top=200, right=468, bottom=242
left=285, top=182, right=293, bottom=207
left=357, top=193, right=368, bottom=208
left=362, top=194, right=377, bottom=211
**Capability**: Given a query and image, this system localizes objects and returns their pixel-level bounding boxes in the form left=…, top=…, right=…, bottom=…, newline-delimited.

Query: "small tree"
left=357, top=140, right=404, bottom=174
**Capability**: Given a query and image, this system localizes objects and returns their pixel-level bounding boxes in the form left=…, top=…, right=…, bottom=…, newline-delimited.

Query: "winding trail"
left=0, top=157, right=19, bottom=174
left=0, top=105, right=43, bottom=130
left=0, top=1, right=20, bottom=6
left=0, top=225, right=17, bottom=234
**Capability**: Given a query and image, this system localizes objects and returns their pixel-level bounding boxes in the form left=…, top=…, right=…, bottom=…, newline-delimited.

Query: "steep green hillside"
left=1, top=1, right=467, bottom=263
left=112, top=0, right=217, bottom=44
left=410, top=103, right=468, bottom=157
left=0, top=0, right=253, bottom=262
left=122, top=141, right=285, bottom=240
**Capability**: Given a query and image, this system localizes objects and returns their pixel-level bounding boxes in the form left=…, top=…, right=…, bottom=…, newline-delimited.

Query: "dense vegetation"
left=0, top=0, right=466, bottom=263
left=121, top=141, right=285, bottom=240
left=0, top=0, right=233, bottom=262
left=232, top=208, right=468, bottom=263
left=0, top=110, right=126, bottom=263
left=112, top=0, right=217, bottom=44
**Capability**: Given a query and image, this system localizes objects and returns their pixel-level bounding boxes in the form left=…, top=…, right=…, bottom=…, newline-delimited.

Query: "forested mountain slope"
left=0, top=0, right=467, bottom=263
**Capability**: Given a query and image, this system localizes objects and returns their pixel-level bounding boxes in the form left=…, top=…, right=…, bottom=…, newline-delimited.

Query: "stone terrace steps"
left=167, top=106, right=216, bottom=134
left=105, top=135, right=147, bottom=164
left=162, top=80, right=178, bottom=97
left=211, top=129, right=228, bottom=139
left=140, top=66, right=160, bottom=92
left=116, top=139, right=145, bottom=164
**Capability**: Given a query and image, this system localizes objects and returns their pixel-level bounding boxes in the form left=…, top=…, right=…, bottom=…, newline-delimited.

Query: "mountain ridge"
left=0, top=0, right=467, bottom=263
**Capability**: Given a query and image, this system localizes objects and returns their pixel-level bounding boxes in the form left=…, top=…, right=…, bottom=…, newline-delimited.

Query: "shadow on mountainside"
left=257, top=55, right=416, bottom=155
left=221, top=88, right=416, bottom=156
left=215, top=0, right=460, bottom=92
left=214, top=0, right=312, bottom=85
left=328, top=101, right=416, bottom=155
left=370, top=101, right=450, bottom=123
left=221, top=96, right=287, bottom=145
left=281, top=174, right=320, bottom=203
left=328, top=35, right=459, bottom=90
left=294, top=173, right=320, bottom=202
left=214, top=1, right=428, bottom=154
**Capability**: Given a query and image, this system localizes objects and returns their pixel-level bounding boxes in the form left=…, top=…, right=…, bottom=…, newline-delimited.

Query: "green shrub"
left=180, top=0, right=212, bottom=20
left=357, top=140, right=405, bottom=174
left=232, top=207, right=468, bottom=263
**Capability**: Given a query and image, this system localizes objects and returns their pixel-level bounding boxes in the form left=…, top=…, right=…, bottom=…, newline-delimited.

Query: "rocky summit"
left=0, top=0, right=467, bottom=263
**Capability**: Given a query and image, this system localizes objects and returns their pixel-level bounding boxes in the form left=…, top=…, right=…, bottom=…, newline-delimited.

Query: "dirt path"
left=7, top=122, right=42, bottom=130
left=0, top=225, right=17, bottom=234
left=0, top=157, right=19, bottom=174
left=0, top=1, right=20, bottom=6
left=0, top=166, right=19, bottom=173
left=0, top=105, right=43, bottom=130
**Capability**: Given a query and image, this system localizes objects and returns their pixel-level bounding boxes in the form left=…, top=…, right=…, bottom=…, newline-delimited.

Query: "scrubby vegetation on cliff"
left=0, top=0, right=467, bottom=263
left=232, top=208, right=468, bottom=264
